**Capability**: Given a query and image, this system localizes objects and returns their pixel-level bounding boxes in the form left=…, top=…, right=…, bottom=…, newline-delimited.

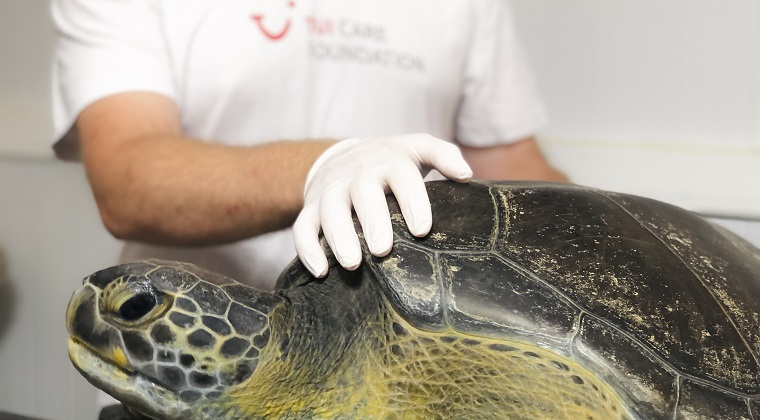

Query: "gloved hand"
left=293, top=134, right=473, bottom=277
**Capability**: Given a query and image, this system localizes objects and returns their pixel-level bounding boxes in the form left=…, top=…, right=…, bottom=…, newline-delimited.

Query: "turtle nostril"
left=118, top=293, right=157, bottom=322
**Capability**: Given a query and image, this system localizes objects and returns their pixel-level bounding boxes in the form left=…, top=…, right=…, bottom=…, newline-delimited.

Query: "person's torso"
left=125, top=1, right=488, bottom=289
left=158, top=0, right=480, bottom=144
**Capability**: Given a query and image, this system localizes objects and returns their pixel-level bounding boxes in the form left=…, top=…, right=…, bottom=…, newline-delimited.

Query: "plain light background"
left=0, top=1, right=758, bottom=419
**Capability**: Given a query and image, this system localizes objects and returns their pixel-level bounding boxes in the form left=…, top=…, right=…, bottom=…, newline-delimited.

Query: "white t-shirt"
left=52, top=0, right=546, bottom=290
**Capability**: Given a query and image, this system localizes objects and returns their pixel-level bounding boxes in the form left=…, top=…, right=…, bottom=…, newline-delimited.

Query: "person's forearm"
left=84, top=134, right=334, bottom=245
left=460, top=138, right=569, bottom=182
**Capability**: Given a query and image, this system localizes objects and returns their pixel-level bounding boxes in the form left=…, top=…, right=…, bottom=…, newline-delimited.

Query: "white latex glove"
left=293, top=134, right=473, bottom=277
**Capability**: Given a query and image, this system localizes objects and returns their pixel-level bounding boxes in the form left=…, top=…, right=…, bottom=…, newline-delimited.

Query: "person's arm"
left=78, top=92, right=334, bottom=246
left=460, top=137, right=568, bottom=182
left=78, top=92, right=473, bottom=278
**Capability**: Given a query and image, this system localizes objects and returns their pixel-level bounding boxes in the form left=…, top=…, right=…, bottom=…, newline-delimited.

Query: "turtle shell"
left=355, top=180, right=760, bottom=419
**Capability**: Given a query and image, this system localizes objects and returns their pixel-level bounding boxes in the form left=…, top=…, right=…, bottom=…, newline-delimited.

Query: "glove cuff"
left=304, top=138, right=364, bottom=197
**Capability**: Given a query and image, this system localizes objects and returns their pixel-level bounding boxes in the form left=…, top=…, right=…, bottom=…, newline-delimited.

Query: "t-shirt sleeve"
left=51, top=0, right=176, bottom=160
left=455, top=0, right=547, bottom=147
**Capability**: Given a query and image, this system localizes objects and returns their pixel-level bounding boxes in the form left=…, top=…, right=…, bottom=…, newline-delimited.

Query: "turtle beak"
left=66, top=285, right=120, bottom=359
left=67, top=283, right=138, bottom=371
left=66, top=285, right=96, bottom=338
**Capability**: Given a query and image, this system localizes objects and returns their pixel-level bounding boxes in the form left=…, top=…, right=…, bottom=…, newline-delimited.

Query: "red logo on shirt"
left=251, top=1, right=295, bottom=41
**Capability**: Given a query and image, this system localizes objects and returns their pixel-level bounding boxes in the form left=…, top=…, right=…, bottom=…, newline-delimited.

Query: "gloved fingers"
left=319, top=188, right=363, bottom=271
left=411, top=135, right=473, bottom=182
left=350, top=177, right=393, bottom=257
left=293, top=204, right=329, bottom=278
left=385, top=161, right=432, bottom=238
left=298, top=135, right=467, bottom=276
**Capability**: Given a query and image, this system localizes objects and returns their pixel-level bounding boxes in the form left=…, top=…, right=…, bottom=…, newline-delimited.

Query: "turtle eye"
left=103, top=281, right=172, bottom=326
left=118, top=293, right=157, bottom=322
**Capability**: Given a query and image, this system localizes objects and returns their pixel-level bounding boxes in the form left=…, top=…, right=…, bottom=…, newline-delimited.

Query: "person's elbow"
left=94, top=197, right=147, bottom=241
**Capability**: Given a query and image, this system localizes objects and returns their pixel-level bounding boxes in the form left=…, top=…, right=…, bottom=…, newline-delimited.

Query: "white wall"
left=0, top=0, right=56, bottom=159
left=0, top=2, right=120, bottom=419
left=512, top=0, right=760, bottom=219
left=0, top=158, right=122, bottom=420
left=0, top=1, right=759, bottom=419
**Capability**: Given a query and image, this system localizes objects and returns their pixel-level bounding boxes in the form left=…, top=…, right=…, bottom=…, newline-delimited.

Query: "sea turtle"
left=66, top=180, right=760, bottom=419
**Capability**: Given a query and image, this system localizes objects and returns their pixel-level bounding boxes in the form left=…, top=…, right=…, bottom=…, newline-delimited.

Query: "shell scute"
left=390, top=181, right=498, bottom=251
left=677, top=380, right=752, bottom=419
left=368, top=242, right=444, bottom=330
left=606, top=192, right=760, bottom=392
left=440, top=253, right=577, bottom=345
left=576, top=316, right=678, bottom=418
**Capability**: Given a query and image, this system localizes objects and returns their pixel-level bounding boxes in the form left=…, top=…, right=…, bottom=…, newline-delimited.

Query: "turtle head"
left=66, top=259, right=284, bottom=419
